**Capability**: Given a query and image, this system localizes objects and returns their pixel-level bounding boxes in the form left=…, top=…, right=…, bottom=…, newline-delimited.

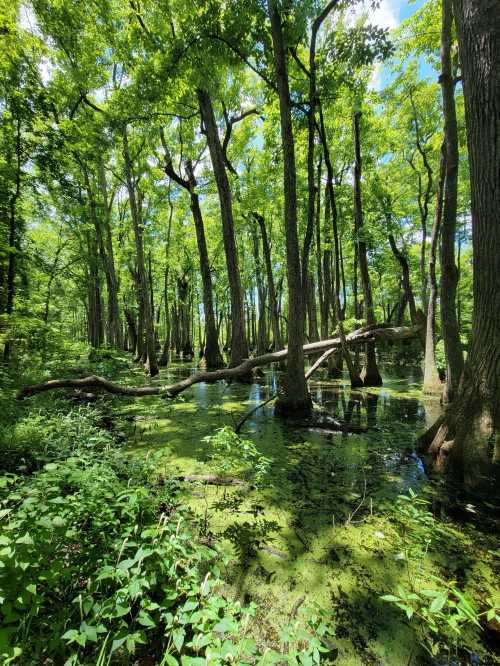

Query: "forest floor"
left=3, top=347, right=500, bottom=665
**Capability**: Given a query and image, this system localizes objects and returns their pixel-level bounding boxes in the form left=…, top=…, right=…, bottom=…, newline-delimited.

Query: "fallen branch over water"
left=18, top=325, right=420, bottom=400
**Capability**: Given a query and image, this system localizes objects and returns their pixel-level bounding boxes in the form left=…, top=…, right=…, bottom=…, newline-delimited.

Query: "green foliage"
left=381, top=489, right=500, bottom=660
left=0, top=402, right=337, bottom=664
left=203, top=426, right=272, bottom=487
left=0, top=405, right=113, bottom=474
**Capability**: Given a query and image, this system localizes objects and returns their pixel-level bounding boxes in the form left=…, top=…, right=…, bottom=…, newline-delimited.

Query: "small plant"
left=381, top=489, right=500, bottom=660
left=202, top=426, right=272, bottom=487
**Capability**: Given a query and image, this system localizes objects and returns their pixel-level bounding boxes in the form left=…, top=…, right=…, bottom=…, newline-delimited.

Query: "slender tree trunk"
left=186, top=164, right=224, bottom=369
left=317, top=107, right=361, bottom=385
left=409, top=97, right=434, bottom=315
left=307, top=274, right=319, bottom=342
left=197, top=89, right=248, bottom=367
left=251, top=223, right=268, bottom=354
left=388, top=232, right=426, bottom=345
left=423, top=145, right=445, bottom=394
left=97, top=158, right=121, bottom=348
left=177, top=275, right=193, bottom=358
left=253, top=212, right=282, bottom=351
left=353, top=111, right=382, bottom=386
left=315, top=160, right=326, bottom=336
left=124, top=307, right=138, bottom=355
left=3, top=117, right=22, bottom=363
left=159, top=188, right=173, bottom=366
left=122, top=129, right=158, bottom=376
left=87, top=234, right=102, bottom=349
left=422, top=0, right=500, bottom=488
left=439, top=0, right=464, bottom=403
left=268, top=0, right=311, bottom=415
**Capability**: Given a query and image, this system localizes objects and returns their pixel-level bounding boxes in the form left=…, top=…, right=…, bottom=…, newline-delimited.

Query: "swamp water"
left=112, top=360, right=499, bottom=666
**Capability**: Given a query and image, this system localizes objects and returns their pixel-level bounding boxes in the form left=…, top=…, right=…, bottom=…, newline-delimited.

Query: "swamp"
left=1, top=0, right=499, bottom=664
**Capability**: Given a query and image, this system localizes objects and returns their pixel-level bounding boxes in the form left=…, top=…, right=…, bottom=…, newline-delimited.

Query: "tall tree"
left=439, top=0, right=464, bottom=403
left=423, top=0, right=500, bottom=487
left=267, top=0, right=311, bottom=416
left=197, top=89, right=248, bottom=368
left=353, top=111, right=382, bottom=386
left=122, top=128, right=158, bottom=376
left=160, top=130, right=224, bottom=370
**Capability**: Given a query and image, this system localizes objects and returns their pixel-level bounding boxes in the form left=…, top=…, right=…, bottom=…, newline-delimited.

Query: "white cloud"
left=369, top=0, right=400, bottom=30
left=366, top=0, right=401, bottom=90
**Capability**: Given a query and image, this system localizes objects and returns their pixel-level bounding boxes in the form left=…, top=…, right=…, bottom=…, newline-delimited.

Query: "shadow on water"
left=117, top=358, right=498, bottom=665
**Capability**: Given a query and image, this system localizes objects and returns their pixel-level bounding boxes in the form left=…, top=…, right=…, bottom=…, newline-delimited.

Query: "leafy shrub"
left=0, top=406, right=114, bottom=474
left=202, top=427, right=272, bottom=487
left=0, top=409, right=335, bottom=665
left=381, top=490, right=500, bottom=661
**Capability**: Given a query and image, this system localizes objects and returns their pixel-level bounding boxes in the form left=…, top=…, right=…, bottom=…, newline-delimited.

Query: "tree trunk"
left=253, top=212, right=282, bottom=352
left=186, top=163, right=224, bottom=369
left=159, top=187, right=173, bottom=366
left=197, top=88, right=248, bottom=367
left=439, top=0, right=464, bottom=403
left=307, top=273, right=319, bottom=342
left=422, top=0, right=500, bottom=488
left=177, top=274, right=193, bottom=358
left=2, top=117, right=22, bottom=363
left=268, top=0, right=311, bottom=416
left=423, top=145, right=445, bottom=394
left=251, top=223, right=268, bottom=354
left=122, top=128, right=158, bottom=376
left=124, top=307, right=138, bottom=355
left=20, top=325, right=421, bottom=401
left=97, top=158, right=121, bottom=348
left=388, top=232, right=426, bottom=346
left=353, top=111, right=382, bottom=386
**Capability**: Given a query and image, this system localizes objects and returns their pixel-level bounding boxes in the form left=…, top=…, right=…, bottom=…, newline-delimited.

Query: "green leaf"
left=429, top=593, right=447, bottom=613
left=172, top=628, right=185, bottom=653
left=213, top=616, right=238, bottom=633
left=163, top=655, right=179, bottom=666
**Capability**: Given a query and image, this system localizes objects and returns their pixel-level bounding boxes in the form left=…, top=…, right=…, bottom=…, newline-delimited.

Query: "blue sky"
left=366, top=0, right=435, bottom=90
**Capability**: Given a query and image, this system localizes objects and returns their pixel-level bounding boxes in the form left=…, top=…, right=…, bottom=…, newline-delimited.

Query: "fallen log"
left=18, top=325, right=420, bottom=400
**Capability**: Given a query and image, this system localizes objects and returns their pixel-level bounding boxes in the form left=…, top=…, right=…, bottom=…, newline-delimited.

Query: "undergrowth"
left=0, top=394, right=336, bottom=665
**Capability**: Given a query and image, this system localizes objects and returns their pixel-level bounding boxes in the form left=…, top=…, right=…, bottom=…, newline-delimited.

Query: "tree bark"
left=439, top=0, right=464, bottom=403
left=253, top=212, right=282, bottom=352
left=197, top=89, right=248, bottom=367
left=251, top=222, right=268, bottom=354
left=423, top=145, right=445, bottom=394
left=186, top=161, right=224, bottom=369
left=268, top=0, right=311, bottom=416
left=97, top=158, right=122, bottom=348
left=2, top=116, right=22, bottom=363
left=353, top=111, right=382, bottom=386
left=122, top=128, right=158, bottom=376
left=388, top=232, right=426, bottom=346
left=423, top=0, right=500, bottom=488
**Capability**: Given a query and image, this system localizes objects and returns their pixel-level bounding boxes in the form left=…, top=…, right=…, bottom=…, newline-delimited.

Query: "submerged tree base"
left=274, top=395, right=312, bottom=419
left=419, top=389, right=500, bottom=493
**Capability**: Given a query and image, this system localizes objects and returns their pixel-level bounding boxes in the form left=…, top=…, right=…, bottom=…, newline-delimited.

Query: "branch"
left=159, top=128, right=190, bottom=190
left=221, top=104, right=259, bottom=175
left=18, top=325, right=421, bottom=400
left=206, top=33, right=278, bottom=93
